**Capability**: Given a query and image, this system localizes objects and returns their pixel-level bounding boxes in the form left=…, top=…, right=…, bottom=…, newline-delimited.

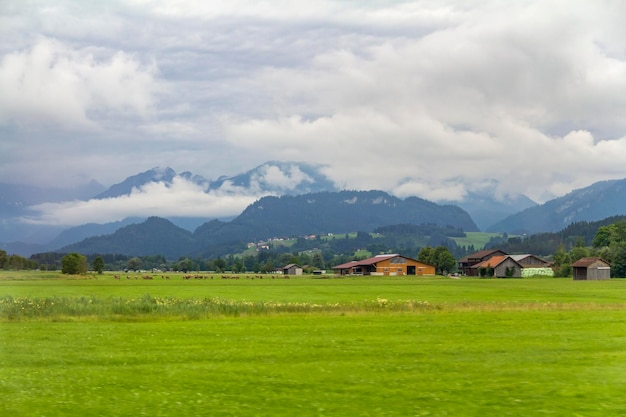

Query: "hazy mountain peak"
left=95, top=166, right=178, bottom=199
left=487, top=178, right=626, bottom=234
left=209, top=160, right=338, bottom=195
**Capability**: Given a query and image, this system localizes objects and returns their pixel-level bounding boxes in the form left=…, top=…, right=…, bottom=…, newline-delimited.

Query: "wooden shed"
left=332, top=254, right=435, bottom=276
left=571, top=258, right=611, bottom=280
left=282, top=264, right=303, bottom=276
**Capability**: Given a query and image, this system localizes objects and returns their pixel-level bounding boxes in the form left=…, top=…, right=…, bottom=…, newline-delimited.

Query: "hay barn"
left=571, top=257, right=611, bottom=280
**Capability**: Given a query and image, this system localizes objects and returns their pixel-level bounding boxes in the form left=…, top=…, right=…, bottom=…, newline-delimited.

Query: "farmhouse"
left=571, top=257, right=611, bottom=280
left=332, top=254, right=435, bottom=276
left=282, top=263, right=303, bottom=276
left=471, top=255, right=523, bottom=278
left=458, top=249, right=508, bottom=276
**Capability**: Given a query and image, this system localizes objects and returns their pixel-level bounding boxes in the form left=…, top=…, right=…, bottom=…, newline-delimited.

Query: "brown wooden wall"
left=374, top=258, right=435, bottom=276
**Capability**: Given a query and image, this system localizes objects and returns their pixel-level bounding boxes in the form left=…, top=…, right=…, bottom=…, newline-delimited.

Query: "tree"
left=568, top=238, right=588, bottom=264
left=61, top=253, right=87, bottom=275
left=433, top=246, right=457, bottom=275
left=311, top=252, right=325, bottom=269
left=92, top=256, right=105, bottom=274
left=213, top=257, right=226, bottom=272
left=593, top=225, right=612, bottom=248
left=417, top=246, right=435, bottom=266
left=591, top=220, right=626, bottom=277
left=176, top=258, right=194, bottom=273
left=0, top=250, right=7, bottom=269
left=232, top=259, right=244, bottom=273
left=418, top=246, right=456, bottom=275
left=552, top=244, right=571, bottom=277
left=127, top=257, right=142, bottom=271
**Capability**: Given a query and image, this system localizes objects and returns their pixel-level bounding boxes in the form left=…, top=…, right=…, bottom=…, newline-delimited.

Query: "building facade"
left=333, top=254, right=435, bottom=276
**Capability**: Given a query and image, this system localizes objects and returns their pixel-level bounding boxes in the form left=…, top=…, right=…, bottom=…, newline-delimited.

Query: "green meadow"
left=2, top=271, right=626, bottom=416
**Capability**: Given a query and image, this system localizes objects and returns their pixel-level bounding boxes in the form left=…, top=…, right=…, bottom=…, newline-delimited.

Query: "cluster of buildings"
left=457, top=249, right=610, bottom=280
left=292, top=249, right=612, bottom=280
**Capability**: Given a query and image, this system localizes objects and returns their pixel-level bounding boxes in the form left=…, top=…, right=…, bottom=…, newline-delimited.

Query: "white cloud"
left=2, top=0, right=626, bottom=224
left=21, top=176, right=260, bottom=226
left=0, top=37, right=159, bottom=128
left=250, top=165, right=313, bottom=191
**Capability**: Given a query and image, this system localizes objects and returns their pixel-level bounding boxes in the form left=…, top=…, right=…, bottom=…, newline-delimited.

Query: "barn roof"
left=472, top=255, right=522, bottom=269
left=510, top=254, right=550, bottom=264
left=331, top=260, right=359, bottom=269
left=333, top=254, right=422, bottom=269
left=571, top=257, right=610, bottom=267
left=459, top=249, right=507, bottom=263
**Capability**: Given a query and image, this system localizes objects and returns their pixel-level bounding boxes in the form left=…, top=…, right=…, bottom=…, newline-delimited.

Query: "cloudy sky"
left=2, top=1, right=626, bottom=226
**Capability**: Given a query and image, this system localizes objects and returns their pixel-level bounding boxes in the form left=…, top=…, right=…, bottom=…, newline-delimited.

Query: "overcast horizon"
left=2, top=1, right=626, bottom=226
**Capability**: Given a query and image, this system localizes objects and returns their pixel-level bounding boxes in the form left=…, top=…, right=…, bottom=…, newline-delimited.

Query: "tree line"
left=6, top=217, right=626, bottom=277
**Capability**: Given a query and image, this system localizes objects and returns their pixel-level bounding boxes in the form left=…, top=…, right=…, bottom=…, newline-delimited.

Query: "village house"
left=332, top=254, right=435, bottom=276
left=471, top=255, right=523, bottom=278
left=458, top=249, right=508, bottom=276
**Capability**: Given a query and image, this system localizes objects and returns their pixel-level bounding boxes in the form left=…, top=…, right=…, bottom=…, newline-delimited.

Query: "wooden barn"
left=282, top=263, right=303, bottom=276
left=471, top=255, right=523, bottom=278
left=458, top=249, right=508, bottom=276
left=332, top=254, right=435, bottom=276
left=510, top=254, right=554, bottom=277
left=571, top=258, right=611, bottom=280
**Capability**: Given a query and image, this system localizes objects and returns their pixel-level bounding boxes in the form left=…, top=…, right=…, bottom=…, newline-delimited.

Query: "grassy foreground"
left=2, top=272, right=626, bottom=416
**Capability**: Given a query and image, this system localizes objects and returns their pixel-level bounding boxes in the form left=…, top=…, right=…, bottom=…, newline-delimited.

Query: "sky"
left=2, top=0, right=626, bottom=226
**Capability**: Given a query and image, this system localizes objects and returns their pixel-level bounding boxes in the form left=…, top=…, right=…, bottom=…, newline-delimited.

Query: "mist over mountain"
left=442, top=189, right=537, bottom=231
left=0, top=180, right=105, bottom=217
left=0, top=179, right=105, bottom=247
left=93, top=167, right=219, bottom=200
left=487, top=179, right=626, bottom=234
left=209, top=161, right=338, bottom=195
left=59, top=190, right=478, bottom=258
left=4, top=161, right=626, bottom=258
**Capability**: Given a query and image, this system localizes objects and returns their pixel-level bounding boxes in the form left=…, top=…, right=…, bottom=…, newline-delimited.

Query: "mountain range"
left=488, top=178, right=626, bottom=234
left=2, top=161, right=626, bottom=257
left=59, top=190, right=478, bottom=259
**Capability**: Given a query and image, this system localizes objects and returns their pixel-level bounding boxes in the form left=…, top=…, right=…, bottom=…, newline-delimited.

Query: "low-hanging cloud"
left=21, top=176, right=261, bottom=226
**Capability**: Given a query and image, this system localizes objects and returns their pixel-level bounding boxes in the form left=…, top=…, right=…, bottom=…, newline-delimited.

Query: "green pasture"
left=2, top=271, right=626, bottom=416
left=451, top=232, right=508, bottom=249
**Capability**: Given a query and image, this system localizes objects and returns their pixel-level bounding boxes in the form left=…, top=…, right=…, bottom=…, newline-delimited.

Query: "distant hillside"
left=488, top=215, right=626, bottom=256
left=487, top=179, right=626, bottom=234
left=227, top=191, right=478, bottom=238
left=57, top=190, right=478, bottom=258
left=61, top=217, right=196, bottom=258
left=46, top=217, right=145, bottom=250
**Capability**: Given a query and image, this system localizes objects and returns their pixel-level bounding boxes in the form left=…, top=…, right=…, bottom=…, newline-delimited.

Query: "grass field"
left=451, top=232, right=510, bottom=250
left=2, top=271, right=626, bottom=416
